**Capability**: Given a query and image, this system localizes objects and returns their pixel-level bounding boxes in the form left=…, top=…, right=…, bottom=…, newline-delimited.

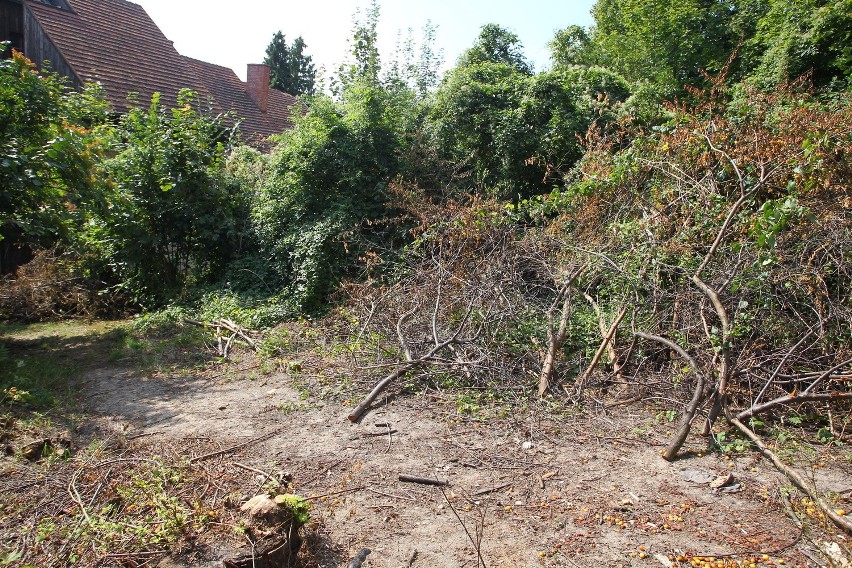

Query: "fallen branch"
left=730, top=417, right=852, bottom=535
left=440, top=485, right=487, bottom=568
left=693, top=275, right=731, bottom=434
left=230, top=462, right=277, bottom=485
left=635, top=331, right=708, bottom=461
left=399, top=474, right=449, bottom=486
left=736, top=392, right=852, bottom=423
left=472, top=482, right=513, bottom=496
left=68, top=467, right=93, bottom=525
left=304, top=486, right=365, bottom=501
left=365, top=487, right=416, bottom=501
left=357, top=429, right=398, bottom=437
left=348, top=337, right=465, bottom=422
left=189, top=429, right=283, bottom=463
left=185, top=318, right=261, bottom=358
left=347, top=548, right=371, bottom=568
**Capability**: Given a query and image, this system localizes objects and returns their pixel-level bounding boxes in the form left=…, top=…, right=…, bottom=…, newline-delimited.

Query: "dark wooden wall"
left=23, top=3, right=79, bottom=86
left=0, top=0, right=25, bottom=55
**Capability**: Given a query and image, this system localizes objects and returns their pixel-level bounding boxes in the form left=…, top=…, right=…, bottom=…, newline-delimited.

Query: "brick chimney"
left=246, top=63, right=270, bottom=113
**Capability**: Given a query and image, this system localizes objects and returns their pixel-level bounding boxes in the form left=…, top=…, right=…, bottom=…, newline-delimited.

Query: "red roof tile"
left=25, top=0, right=300, bottom=146
left=182, top=56, right=301, bottom=147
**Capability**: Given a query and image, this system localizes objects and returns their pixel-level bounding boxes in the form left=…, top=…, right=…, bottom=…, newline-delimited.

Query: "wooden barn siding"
left=0, top=0, right=25, bottom=53
left=23, top=5, right=80, bottom=87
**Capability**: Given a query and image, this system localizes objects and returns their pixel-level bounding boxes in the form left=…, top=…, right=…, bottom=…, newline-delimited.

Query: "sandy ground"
left=76, top=360, right=852, bottom=568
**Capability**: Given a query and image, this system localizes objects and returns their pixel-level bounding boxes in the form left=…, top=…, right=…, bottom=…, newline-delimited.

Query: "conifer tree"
left=264, top=31, right=316, bottom=96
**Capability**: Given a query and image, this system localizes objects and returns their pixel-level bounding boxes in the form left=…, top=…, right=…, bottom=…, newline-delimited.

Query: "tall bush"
left=88, top=90, right=245, bottom=306
left=0, top=49, right=104, bottom=257
left=253, top=82, right=403, bottom=312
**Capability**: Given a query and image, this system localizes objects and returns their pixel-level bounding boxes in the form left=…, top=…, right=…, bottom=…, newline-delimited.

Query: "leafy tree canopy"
left=457, top=24, right=532, bottom=75
left=747, top=0, right=852, bottom=88
left=589, top=0, right=740, bottom=94
left=0, top=48, right=106, bottom=248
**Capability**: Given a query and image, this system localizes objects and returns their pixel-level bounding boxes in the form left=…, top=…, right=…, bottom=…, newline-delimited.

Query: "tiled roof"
left=25, top=0, right=300, bottom=145
left=182, top=56, right=300, bottom=147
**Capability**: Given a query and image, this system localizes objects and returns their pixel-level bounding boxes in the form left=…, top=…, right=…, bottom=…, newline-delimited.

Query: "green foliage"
left=194, top=289, right=292, bottom=329
left=264, top=31, right=316, bottom=96
left=428, top=61, right=627, bottom=199
left=458, top=24, right=532, bottom=74
left=428, top=62, right=527, bottom=197
left=589, top=0, right=741, bottom=94
left=274, top=494, right=311, bottom=525
left=555, top=0, right=850, bottom=101
left=387, top=21, right=444, bottom=97
left=88, top=91, right=246, bottom=306
left=0, top=49, right=102, bottom=248
left=713, top=431, right=752, bottom=454
left=549, top=25, right=599, bottom=68
left=336, top=0, right=382, bottom=92
left=254, top=84, right=402, bottom=312
left=747, top=0, right=852, bottom=88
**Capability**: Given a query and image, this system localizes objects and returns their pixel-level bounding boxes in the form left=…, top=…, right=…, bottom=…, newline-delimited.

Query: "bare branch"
left=635, top=332, right=709, bottom=461
left=730, top=417, right=852, bottom=535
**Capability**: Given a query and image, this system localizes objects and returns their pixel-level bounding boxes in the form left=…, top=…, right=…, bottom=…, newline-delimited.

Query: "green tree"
left=428, top=62, right=529, bottom=197
left=264, top=31, right=317, bottom=96
left=548, top=25, right=599, bottom=68
left=747, top=0, right=852, bottom=88
left=91, top=91, right=245, bottom=305
left=389, top=21, right=444, bottom=97
left=0, top=48, right=105, bottom=258
left=336, top=0, right=382, bottom=94
left=254, top=84, right=402, bottom=312
left=589, top=0, right=740, bottom=94
left=457, top=24, right=532, bottom=74
left=428, top=59, right=628, bottom=199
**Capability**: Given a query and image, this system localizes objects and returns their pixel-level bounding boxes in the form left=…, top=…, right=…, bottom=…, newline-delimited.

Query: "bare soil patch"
left=1, top=323, right=850, bottom=567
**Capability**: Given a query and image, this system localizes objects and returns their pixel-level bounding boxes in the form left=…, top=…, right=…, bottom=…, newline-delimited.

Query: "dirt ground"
left=2, top=323, right=851, bottom=567
left=81, top=368, right=851, bottom=566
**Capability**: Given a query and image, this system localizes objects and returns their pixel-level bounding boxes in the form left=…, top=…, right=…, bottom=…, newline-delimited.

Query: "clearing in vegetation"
left=0, top=318, right=849, bottom=567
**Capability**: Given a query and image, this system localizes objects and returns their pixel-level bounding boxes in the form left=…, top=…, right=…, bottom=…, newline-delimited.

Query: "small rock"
left=522, top=441, right=534, bottom=450
left=21, top=439, right=52, bottom=461
left=709, top=473, right=734, bottom=489
left=680, top=469, right=716, bottom=485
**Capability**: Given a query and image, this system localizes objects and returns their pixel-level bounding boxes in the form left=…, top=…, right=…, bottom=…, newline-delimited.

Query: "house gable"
left=13, top=0, right=301, bottom=146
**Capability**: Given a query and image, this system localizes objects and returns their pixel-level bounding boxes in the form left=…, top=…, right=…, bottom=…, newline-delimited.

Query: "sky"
left=131, top=0, right=597, bottom=82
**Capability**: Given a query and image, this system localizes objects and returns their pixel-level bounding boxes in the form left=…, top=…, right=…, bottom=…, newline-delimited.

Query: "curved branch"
left=737, top=392, right=852, bottom=422
left=635, top=332, right=709, bottom=461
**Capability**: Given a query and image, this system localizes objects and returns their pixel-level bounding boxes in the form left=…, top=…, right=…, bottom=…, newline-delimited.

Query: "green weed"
left=0, top=347, right=77, bottom=409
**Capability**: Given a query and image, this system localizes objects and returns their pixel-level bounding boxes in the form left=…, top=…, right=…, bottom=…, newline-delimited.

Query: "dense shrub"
left=428, top=63, right=629, bottom=199
left=0, top=50, right=105, bottom=262
left=85, top=91, right=248, bottom=306
left=253, top=82, right=403, bottom=312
